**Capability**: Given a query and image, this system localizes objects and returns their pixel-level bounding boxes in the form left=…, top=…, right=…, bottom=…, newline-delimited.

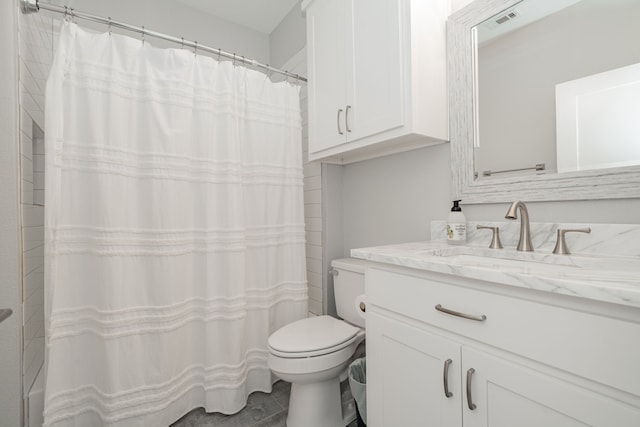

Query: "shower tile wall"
left=18, top=11, right=56, bottom=394
left=281, top=49, right=323, bottom=317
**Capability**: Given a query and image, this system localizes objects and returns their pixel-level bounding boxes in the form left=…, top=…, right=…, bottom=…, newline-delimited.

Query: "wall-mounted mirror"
left=449, top=0, right=640, bottom=203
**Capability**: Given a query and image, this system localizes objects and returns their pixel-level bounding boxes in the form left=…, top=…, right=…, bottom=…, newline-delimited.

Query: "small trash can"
left=348, top=357, right=367, bottom=426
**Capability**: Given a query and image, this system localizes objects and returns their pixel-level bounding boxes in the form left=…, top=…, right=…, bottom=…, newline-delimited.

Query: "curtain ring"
left=63, top=6, right=69, bottom=21
left=217, top=48, right=222, bottom=61
left=108, top=17, right=112, bottom=35
left=241, top=55, right=246, bottom=66
left=69, top=7, right=77, bottom=23
left=232, top=53, right=237, bottom=66
left=141, top=26, right=145, bottom=45
left=181, top=37, right=184, bottom=49
left=194, top=41, right=198, bottom=55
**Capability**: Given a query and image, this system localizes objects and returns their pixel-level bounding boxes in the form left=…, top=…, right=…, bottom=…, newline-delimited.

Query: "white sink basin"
left=430, top=246, right=578, bottom=265
left=425, top=246, right=638, bottom=280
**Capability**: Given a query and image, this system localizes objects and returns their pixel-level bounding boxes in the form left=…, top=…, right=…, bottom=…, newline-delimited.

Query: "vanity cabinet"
left=302, top=0, right=449, bottom=164
left=366, top=267, right=640, bottom=427
left=367, top=311, right=462, bottom=426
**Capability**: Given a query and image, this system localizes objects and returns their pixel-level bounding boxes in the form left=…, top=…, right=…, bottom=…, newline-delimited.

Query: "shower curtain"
left=43, top=22, right=307, bottom=427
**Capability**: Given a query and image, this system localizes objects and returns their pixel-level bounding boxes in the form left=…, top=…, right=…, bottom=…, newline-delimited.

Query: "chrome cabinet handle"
left=466, top=368, right=477, bottom=410
left=345, top=105, right=352, bottom=133
left=0, top=308, right=13, bottom=324
left=337, top=109, right=344, bottom=135
left=443, top=359, right=453, bottom=398
left=435, top=304, right=487, bottom=322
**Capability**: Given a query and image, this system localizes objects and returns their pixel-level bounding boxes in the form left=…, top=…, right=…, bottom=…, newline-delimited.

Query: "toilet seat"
left=269, top=315, right=361, bottom=358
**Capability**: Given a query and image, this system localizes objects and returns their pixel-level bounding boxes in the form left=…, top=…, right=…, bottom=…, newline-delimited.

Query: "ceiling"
left=175, top=0, right=300, bottom=34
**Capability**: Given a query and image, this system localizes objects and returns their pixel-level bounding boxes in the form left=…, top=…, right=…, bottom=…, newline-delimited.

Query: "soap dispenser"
left=447, top=200, right=467, bottom=245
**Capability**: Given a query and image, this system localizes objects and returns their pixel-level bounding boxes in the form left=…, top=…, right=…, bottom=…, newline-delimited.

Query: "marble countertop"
left=351, top=222, right=640, bottom=309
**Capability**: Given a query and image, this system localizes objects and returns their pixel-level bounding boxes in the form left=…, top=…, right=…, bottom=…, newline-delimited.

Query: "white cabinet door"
left=347, top=0, right=404, bottom=142
left=463, top=347, right=640, bottom=427
left=305, top=0, right=449, bottom=162
left=306, top=0, right=348, bottom=152
left=367, top=311, right=463, bottom=427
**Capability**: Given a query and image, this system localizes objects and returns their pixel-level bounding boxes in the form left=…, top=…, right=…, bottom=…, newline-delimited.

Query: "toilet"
left=268, top=258, right=368, bottom=427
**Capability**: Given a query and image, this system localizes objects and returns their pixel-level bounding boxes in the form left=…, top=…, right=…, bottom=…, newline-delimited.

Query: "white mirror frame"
left=449, top=0, right=640, bottom=204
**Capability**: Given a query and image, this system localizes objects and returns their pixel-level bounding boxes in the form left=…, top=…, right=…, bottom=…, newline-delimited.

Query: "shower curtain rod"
left=20, top=0, right=308, bottom=84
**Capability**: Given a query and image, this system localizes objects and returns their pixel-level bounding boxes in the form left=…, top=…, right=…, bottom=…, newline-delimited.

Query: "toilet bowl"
left=267, top=258, right=368, bottom=427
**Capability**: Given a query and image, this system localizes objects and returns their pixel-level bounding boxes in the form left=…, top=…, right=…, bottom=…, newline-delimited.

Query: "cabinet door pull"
left=466, top=368, right=477, bottom=410
left=337, top=109, right=344, bottom=135
left=435, top=304, right=487, bottom=322
left=345, top=105, right=352, bottom=132
left=443, top=359, right=453, bottom=398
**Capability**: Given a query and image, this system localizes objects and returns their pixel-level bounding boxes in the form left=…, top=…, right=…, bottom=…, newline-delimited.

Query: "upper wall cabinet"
left=302, top=0, right=450, bottom=164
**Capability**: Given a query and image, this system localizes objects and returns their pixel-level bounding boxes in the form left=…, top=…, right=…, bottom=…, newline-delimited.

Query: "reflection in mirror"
left=473, top=0, right=640, bottom=180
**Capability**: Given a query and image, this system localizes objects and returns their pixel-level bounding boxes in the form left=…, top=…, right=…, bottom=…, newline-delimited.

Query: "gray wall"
left=270, top=2, right=306, bottom=69
left=343, top=145, right=640, bottom=254
left=0, top=0, right=23, bottom=423
left=342, top=144, right=451, bottom=251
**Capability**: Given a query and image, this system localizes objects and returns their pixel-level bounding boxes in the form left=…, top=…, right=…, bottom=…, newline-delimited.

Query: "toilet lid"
left=269, top=315, right=360, bottom=355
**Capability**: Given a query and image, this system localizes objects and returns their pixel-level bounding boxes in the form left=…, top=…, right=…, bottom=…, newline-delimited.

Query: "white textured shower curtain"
left=43, top=23, right=307, bottom=427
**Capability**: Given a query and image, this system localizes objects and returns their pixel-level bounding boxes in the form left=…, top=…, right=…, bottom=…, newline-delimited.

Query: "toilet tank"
left=331, top=258, right=368, bottom=328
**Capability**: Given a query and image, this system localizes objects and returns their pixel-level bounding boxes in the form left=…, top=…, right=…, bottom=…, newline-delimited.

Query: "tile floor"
left=170, top=380, right=359, bottom=427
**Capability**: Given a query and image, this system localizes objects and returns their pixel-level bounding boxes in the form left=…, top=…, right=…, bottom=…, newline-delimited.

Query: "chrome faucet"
left=505, top=201, right=534, bottom=252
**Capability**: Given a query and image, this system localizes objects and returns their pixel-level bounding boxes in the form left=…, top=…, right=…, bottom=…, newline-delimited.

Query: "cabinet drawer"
left=367, top=268, right=640, bottom=397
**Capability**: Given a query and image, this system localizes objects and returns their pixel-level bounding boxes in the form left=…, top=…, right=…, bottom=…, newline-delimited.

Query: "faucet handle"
left=552, top=227, right=591, bottom=255
left=476, top=225, right=503, bottom=249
